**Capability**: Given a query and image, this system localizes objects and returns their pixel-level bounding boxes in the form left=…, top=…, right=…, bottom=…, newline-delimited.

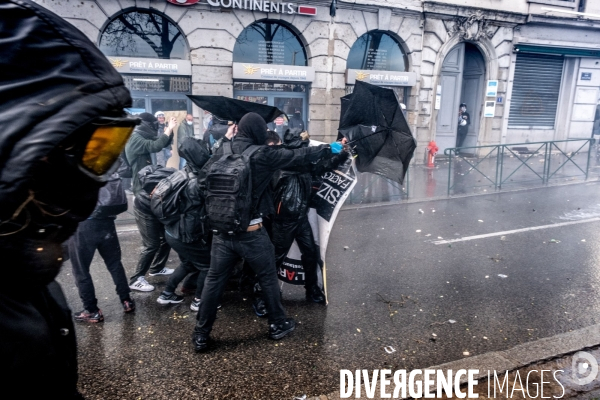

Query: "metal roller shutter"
left=508, top=53, right=564, bottom=129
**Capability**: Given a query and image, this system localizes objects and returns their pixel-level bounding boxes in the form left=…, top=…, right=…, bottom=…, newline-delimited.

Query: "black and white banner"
left=277, top=142, right=357, bottom=301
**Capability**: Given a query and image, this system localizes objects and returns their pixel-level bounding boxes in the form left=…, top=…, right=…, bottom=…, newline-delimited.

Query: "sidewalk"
left=311, top=324, right=600, bottom=400
left=115, top=151, right=600, bottom=227
left=346, top=150, right=600, bottom=206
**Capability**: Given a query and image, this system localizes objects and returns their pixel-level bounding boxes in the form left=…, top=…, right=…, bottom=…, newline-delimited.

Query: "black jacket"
left=164, top=138, right=211, bottom=243
left=0, top=1, right=131, bottom=398
left=204, top=137, right=333, bottom=219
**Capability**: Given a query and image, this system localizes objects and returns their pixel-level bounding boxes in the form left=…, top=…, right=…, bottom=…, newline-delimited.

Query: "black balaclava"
left=0, top=1, right=131, bottom=289
left=178, top=137, right=211, bottom=174
left=236, top=112, right=268, bottom=145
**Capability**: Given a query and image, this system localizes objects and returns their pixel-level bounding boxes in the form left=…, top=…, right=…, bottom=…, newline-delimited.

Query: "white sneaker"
left=129, top=277, right=155, bottom=292
left=149, top=268, right=174, bottom=276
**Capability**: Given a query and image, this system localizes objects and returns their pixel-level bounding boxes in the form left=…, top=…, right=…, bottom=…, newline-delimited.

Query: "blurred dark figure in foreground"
left=0, top=1, right=136, bottom=397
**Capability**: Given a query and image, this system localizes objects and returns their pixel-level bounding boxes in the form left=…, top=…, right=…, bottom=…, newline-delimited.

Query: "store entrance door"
left=233, top=82, right=308, bottom=139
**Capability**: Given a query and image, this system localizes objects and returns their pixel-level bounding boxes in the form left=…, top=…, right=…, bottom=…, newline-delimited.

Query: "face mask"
left=187, top=120, right=193, bottom=125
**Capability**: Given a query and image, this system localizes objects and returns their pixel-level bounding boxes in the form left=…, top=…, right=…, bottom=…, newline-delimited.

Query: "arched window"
left=233, top=21, right=306, bottom=66
left=99, top=10, right=188, bottom=59
left=347, top=31, right=407, bottom=71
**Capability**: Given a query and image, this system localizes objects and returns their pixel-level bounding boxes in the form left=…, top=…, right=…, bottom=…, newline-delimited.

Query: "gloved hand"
left=329, top=142, right=343, bottom=154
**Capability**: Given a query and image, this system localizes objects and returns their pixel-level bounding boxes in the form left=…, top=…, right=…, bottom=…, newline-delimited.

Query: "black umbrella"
left=338, top=81, right=416, bottom=184
left=187, top=95, right=285, bottom=124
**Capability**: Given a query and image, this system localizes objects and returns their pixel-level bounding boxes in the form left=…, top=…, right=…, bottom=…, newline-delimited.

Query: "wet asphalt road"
left=56, top=182, right=600, bottom=399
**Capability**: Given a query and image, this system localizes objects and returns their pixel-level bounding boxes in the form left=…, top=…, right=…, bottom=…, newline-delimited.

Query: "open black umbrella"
left=187, top=95, right=285, bottom=124
left=338, top=81, right=416, bottom=184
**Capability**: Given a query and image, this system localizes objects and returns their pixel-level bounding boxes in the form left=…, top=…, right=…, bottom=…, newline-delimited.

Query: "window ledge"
left=528, top=0, right=577, bottom=9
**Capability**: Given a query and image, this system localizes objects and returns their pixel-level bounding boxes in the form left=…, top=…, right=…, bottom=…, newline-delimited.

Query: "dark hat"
left=138, top=112, right=157, bottom=123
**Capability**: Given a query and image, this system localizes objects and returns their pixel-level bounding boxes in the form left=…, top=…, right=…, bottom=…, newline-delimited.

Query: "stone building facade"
left=36, top=0, right=600, bottom=162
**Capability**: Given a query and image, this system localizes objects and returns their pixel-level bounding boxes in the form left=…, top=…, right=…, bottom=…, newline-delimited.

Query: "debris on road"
left=448, top=319, right=456, bottom=324
left=549, top=239, right=561, bottom=244
left=498, top=274, right=508, bottom=278
left=384, top=346, right=396, bottom=354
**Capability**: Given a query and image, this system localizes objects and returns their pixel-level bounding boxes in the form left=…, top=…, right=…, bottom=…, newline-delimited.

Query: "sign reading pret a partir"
left=205, top=0, right=317, bottom=15
left=233, top=62, right=315, bottom=82
left=107, top=56, right=192, bottom=75
left=346, top=69, right=417, bottom=87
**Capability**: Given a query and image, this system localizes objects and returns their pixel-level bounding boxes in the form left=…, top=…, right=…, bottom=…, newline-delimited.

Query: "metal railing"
left=444, top=138, right=594, bottom=196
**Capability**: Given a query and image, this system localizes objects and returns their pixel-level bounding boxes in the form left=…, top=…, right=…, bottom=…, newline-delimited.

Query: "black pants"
left=129, top=206, right=170, bottom=284
left=68, top=218, right=130, bottom=312
left=0, top=281, right=82, bottom=399
left=194, top=227, right=287, bottom=337
left=456, top=127, right=468, bottom=148
left=165, top=234, right=210, bottom=300
left=272, top=216, right=319, bottom=288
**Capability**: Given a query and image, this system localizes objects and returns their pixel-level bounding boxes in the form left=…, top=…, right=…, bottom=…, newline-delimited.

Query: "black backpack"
left=204, top=142, right=261, bottom=234
left=92, top=173, right=128, bottom=219
left=150, top=170, right=189, bottom=225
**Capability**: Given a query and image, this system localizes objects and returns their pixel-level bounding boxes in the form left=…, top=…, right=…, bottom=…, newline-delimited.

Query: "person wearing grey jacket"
left=125, top=113, right=176, bottom=195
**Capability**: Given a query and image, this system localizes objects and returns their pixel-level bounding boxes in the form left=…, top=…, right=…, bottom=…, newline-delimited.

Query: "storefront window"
left=347, top=31, right=408, bottom=72
left=99, top=11, right=188, bottom=59
left=233, top=21, right=307, bottom=66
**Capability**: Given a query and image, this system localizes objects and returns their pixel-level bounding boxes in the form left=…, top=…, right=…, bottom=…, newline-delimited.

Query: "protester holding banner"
left=273, top=132, right=349, bottom=303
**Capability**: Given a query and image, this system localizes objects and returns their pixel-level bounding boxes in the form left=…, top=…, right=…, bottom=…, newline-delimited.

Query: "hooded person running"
left=192, top=112, right=347, bottom=351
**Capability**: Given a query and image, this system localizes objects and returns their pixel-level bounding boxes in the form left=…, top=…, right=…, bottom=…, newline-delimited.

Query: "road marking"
left=433, top=217, right=600, bottom=245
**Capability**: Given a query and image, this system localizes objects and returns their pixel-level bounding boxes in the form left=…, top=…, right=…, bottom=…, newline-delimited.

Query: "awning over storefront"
left=514, top=44, right=600, bottom=58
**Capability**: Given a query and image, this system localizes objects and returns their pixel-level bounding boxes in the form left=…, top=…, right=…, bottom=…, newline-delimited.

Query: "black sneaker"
left=269, top=317, right=295, bottom=340
left=157, top=292, right=184, bottom=304
left=122, top=298, right=136, bottom=313
left=306, top=285, right=326, bottom=304
left=252, top=296, right=268, bottom=317
left=192, top=334, right=209, bottom=352
left=74, top=309, right=104, bottom=323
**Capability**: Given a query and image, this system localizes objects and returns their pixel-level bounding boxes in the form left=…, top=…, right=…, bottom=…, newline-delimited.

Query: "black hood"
left=236, top=112, right=268, bottom=145
left=178, top=137, right=210, bottom=173
left=0, top=1, right=132, bottom=222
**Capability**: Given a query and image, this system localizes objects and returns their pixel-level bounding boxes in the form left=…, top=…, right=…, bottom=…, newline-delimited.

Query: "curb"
left=314, top=323, right=600, bottom=400
left=340, top=179, right=600, bottom=211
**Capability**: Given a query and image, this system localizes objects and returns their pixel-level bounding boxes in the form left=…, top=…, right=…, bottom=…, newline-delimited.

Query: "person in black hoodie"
left=0, top=1, right=137, bottom=397
left=128, top=166, right=177, bottom=292
left=156, top=138, right=212, bottom=312
left=192, top=112, right=346, bottom=351
left=271, top=131, right=348, bottom=304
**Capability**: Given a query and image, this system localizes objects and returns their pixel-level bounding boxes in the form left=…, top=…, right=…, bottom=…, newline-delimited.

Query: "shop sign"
left=345, top=69, right=416, bottom=87
left=205, top=0, right=316, bottom=15
left=484, top=101, right=496, bottom=118
left=486, top=80, right=498, bottom=97
left=107, top=56, right=192, bottom=75
left=233, top=62, right=314, bottom=82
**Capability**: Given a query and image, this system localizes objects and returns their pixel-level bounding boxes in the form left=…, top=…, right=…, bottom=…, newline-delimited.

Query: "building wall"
left=35, top=0, right=600, bottom=162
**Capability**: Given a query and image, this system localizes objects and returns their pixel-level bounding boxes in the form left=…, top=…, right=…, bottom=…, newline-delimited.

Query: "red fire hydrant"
left=426, top=140, right=438, bottom=168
